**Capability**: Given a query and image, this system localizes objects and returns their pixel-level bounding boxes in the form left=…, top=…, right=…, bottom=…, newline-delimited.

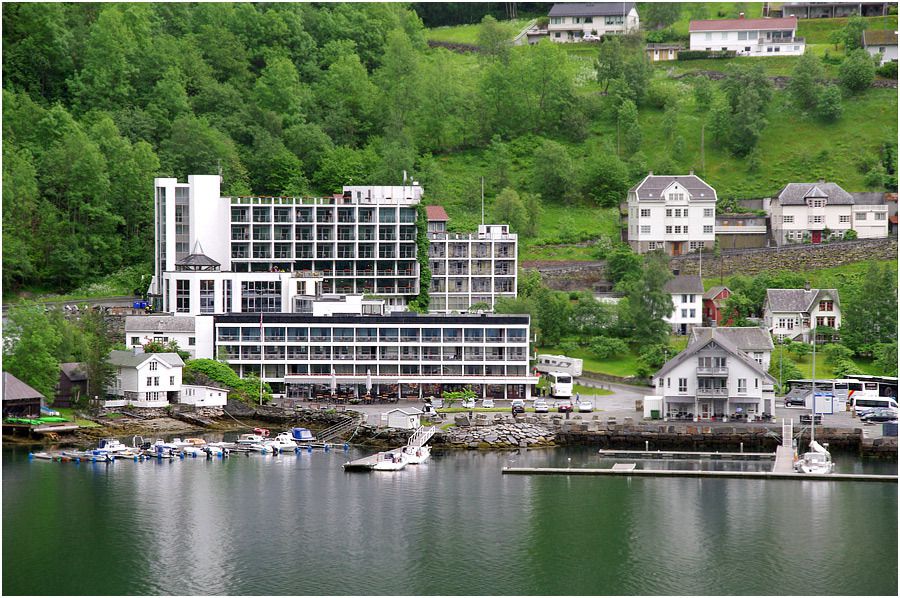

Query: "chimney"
left=804, top=281, right=811, bottom=291
left=648, top=170, right=653, bottom=176
left=132, top=346, right=145, bottom=355
left=739, top=12, right=745, bottom=18
left=817, top=178, right=825, bottom=184
left=689, top=169, right=695, bottom=176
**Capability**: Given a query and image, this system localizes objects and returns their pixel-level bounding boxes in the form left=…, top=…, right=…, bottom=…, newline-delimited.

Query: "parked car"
left=860, top=408, right=898, bottom=423
left=577, top=400, right=593, bottom=413
left=461, top=398, right=476, bottom=409
left=582, top=34, right=601, bottom=41
left=784, top=396, right=807, bottom=407
left=533, top=400, right=550, bottom=413
left=482, top=399, right=495, bottom=409
left=511, top=399, right=526, bottom=414
left=556, top=400, right=573, bottom=413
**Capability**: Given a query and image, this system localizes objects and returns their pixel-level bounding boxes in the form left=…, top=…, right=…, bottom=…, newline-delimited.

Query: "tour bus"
left=785, top=379, right=862, bottom=404
left=535, top=354, right=583, bottom=378
left=845, top=374, right=898, bottom=399
left=546, top=371, right=574, bottom=399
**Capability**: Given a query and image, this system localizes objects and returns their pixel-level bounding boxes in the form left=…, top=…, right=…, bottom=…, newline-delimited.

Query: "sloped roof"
left=60, top=362, right=88, bottom=382
left=690, top=327, right=774, bottom=353
left=2, top=372, right=45, bottom=401
left=425, top=205, right=449, bottom=221
left=863, top=29, right=898, bottom=47
left=125, top=315, right=196, bottom=333
left=385, top=408, right=423, bottom=416
left=629, top=174, right=717, bottom=201
left=765, top=288, right=839, bottom=313
left=851, top=192, right=886, bottom=205
left=690, top=17, right=797, bottom=31
left=664, top=275, right=704, bottom=294
left=655, top=328, right=775, bottom=382
left=776, top=182, right=854, bottom=205
left=175, top=253, right=220, bottom=268
left=703, top=286, right=730, bottom=300
left=549, top=2, right=635, bottom=17
left=108, top=350, right=184, bottom=369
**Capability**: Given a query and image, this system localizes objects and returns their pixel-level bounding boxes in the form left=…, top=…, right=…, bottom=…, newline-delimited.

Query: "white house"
left=548, top=2, right=639, bottom=42
left=689, top=326, right=775, bottom=371
left=647, top=328, right=777, bottom=421
left=862, top=29, right=898, bottom=64
left=181, top=384, right=228, bottom=408
left=769, top=181, right=888, bottom=245
left=689, top=16, right=805, bottom=56
left=626, top=172, right=717, bottom=256
left=106, top=349, right=184, bottom=408
left=381, top=408, right=423, bottom=430
left=763, top=287, right=841, bottom=343
left=664, top=275, right=704, bottom=335
left=125, top=315, right=198, bottom=357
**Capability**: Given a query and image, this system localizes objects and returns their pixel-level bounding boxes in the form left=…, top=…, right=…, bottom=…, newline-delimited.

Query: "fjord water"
left=3, top=445, right=896, bottom=596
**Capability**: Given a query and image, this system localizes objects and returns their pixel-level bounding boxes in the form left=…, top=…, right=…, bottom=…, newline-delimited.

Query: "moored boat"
left=372, top=451, right=408, bottom=471
left=290, top=427, right=317, bottom=443
left=402, top=444, right=431, bottom=464
left=794, top=440, right=834, bottom=474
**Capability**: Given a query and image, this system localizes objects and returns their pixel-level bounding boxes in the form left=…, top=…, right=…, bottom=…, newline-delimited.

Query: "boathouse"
left=2, top=372, right=44, bottom=419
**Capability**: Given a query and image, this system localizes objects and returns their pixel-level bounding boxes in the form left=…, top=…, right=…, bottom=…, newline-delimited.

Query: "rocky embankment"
left=438, top=422, right=556, bottom=449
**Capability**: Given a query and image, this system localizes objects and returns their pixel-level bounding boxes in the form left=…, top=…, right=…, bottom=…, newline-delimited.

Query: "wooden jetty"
left=501, top=467, right=897, bottom=482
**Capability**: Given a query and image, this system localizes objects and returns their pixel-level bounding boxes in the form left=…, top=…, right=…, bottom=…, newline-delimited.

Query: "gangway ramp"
left=407, top=425, right=436, bottom=448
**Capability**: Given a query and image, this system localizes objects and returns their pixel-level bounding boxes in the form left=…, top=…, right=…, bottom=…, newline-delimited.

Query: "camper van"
left=535, top=354, right=583, bottom=378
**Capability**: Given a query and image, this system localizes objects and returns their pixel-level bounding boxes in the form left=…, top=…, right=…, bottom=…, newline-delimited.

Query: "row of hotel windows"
left=431, top=278, right=515, bottom=293
left=429, top=244, right=515, bottom=259
left=639, top=208, right=714, bottom=218
left=231, top=243, right=417, bottom=260
left=230, top=363, right=529, bottom=377
left=217, top=345, right=528, bottom=361
left=430, top=296, right=505, bottom=312
left=175, top=280, right=280, bottom=313
left=232, top=206, right=417, bottom=224
left=217, top=327, right=528, bottom=343
left=431, top=261, right=515, bottom=275
left=233, top=226, right=417, bottom=242
left=639, top=225, right=714, bottom=234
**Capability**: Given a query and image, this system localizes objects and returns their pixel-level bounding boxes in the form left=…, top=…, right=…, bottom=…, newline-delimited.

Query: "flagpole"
left=260, top=311, right=264, bottom=405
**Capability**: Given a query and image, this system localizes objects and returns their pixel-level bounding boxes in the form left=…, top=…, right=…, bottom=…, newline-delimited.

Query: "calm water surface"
left=3, top=442, right=897, bottom=596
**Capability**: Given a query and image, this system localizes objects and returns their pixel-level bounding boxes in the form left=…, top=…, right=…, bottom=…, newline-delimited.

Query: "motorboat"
left=94, top=438, right=131, bottom=454
left=290, top=427, right=317, bottom=443
left=401, top=444, right=430, bottom=464
left=372, top=451, right=408, bottom=471
left=265, top=432, right=299, bottom=452
left=237, top=433, right=267, bottom=446
left=794, top=440, right=834, bottom=474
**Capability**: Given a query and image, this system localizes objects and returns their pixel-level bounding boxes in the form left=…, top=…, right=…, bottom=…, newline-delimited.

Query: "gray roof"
left=629, top=174, right=717, bottom=201
left=108, top=350, right=184, bottom=369
left=60, top=362, right=88, bottom=382
left=664, top=275, right=704, bottom=294
left=851, top=192, right=886, bottom=205
left=655, top=328, right=775, bottom=382
left=2, top=372, right=45, bottom=401
left=125, top=315, right=195, bottom=333
left=776, top=182, right=854, bottom=205
left=549, top=2, right=635, bottom=17
left=765, top=288, right=840, bottom=313
left=690, top=327, right=774, bottom=353
left=646, top=43, right=684, bottom=50
left=703, top=286, right=730, bottom=300
left=175, top=253, right=220, bottom=268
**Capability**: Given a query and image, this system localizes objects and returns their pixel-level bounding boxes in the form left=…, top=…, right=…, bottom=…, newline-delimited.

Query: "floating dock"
left=343, top=452, right=385, bottom=471
left=597, top=449, right=775, bottom=461
left=501, top=467, right=897, bottom=482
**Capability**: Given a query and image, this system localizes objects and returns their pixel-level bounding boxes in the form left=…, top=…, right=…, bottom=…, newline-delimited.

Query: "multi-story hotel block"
left=152, top=176, right=422, bottom=311
left=425, top=206, right=517, bottom=313
left=213, top=312, right=536, bottom=400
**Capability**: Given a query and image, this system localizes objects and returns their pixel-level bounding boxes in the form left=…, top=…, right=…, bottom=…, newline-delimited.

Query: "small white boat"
left=290, top=427, right=317, bottom=443
left=237, top=433, right=267, bottom=446
left=402, top=444, right=431, bottom=464
left=94, top=438, right=131, bottom=454
left=265, top=433, right=299, bottom=452
left=794, top=440, right=834, bottom=474
left=372, top=451, right=408, bottom=471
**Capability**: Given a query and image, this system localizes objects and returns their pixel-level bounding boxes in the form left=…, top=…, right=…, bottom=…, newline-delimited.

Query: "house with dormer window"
left=763, top=286, right=841, bottom=343
left=647, top=328, right=777, bottom=421
left=105, top=349, right=184, bottom=408
left=626, top=172, right=717, bottom=255
left=769, top=180, right=888, bottom=245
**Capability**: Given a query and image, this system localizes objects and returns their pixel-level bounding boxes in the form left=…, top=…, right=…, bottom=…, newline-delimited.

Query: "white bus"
left=547, top=372, right=574, bottom=398
left=535, top=354, right=583, bottom=378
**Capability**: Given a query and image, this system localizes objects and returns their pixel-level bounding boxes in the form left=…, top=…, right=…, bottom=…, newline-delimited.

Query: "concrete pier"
left=501, top=467, right=898, bottom=482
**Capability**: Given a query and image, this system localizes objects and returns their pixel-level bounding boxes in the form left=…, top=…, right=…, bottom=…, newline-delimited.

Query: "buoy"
left=343, top=443, right=350, bottom=451
left=75, top=458, right=81, bottom=463
left=28, top=453, right=34, bottom=459
left=306, top=445, right=312, bottom=453
left=324, top=444, right=330, bottom=452
left=134, top=456, right=139, bottom=462
left=179, top=453, right=185, bottom=460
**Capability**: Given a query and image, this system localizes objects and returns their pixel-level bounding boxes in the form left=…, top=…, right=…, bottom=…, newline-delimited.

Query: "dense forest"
left=2, top=2, right=596, bottom=294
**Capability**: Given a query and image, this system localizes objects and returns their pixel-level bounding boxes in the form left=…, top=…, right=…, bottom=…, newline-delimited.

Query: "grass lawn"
left=573, top=383, right=614, bottom=395
left=786, top=351, right=887, bottom=378
left=52, top=407, right=101, bottom=428
left=537, top=336, right=685, bottom=378
left=798, top=15, right=898, bottom=44
left=702, top=259, right=898, bottom=293
left=426, top=18, right=531, bottom=45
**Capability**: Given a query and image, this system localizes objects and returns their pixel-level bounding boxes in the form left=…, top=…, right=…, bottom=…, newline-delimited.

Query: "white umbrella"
left=330, top=368, right=337, bottom=396
left=366, top=369, right=372, bottom=394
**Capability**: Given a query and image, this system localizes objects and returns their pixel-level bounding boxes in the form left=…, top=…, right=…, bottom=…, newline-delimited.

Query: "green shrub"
left=589, top=336, right=629, bottom=359
left=877, top=60, right=898, bottom=79
left=677, top=50, right=736, bottom=61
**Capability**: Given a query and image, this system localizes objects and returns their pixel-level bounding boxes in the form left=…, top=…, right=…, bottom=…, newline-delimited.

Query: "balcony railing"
left=696, top=367, right=728, bottom=376
left=696, top=387, right=729, bottom=397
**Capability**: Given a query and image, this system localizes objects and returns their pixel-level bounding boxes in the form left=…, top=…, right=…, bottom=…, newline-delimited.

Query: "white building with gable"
left=689, top=16, right=805, bottom=56
left=627, top=172, right=718, bottom=255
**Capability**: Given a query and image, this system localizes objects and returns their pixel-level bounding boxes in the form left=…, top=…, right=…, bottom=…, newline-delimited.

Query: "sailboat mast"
left=811, top=337, right=816, bottom=445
